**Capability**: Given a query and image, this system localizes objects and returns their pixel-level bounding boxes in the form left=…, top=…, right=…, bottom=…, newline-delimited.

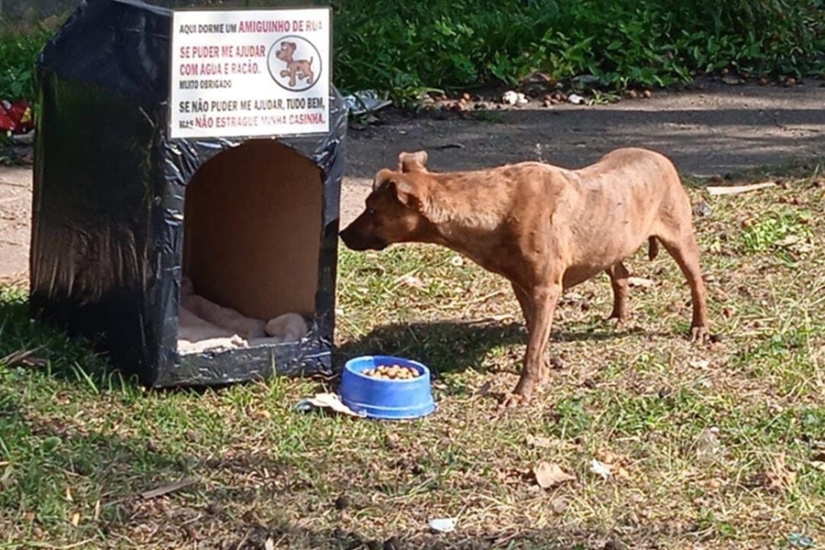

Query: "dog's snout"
left=340, top=215, right=387, bottom=251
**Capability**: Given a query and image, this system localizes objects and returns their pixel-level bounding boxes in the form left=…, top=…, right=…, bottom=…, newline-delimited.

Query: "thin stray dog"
left=339, top=147, right=710, bottom=407
left=275, top=42, right=314, bottom=87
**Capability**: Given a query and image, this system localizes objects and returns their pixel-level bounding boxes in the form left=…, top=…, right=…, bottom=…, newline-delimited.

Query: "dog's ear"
left=388, top=178, right=420, bottom=207
left=373, top=170, right=421, bottom=208
left=372, top=168, right=395, bottom=191
left=397, top=150, right=429, bottom=173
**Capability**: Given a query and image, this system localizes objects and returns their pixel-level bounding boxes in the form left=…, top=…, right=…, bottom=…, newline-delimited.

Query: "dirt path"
left=2, top=80, right=823, bottom=282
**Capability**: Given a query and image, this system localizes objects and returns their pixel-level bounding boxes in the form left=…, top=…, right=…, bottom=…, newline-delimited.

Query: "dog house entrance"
left=178, top=140, right=321, bottom=354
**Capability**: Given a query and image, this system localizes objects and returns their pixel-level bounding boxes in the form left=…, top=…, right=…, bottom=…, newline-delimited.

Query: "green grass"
left=331, top=0, right=825, bottom=101
left=1, top=169, right=825, bottom=549
left=0, top=26, right=51, bottom=101
left=2, top=1, right=825, bottom=103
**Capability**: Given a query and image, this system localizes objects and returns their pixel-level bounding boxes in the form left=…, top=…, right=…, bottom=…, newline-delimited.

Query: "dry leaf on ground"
left=398, top=274, right=425, bottom=288
left=526, top=435, right=554, bottom=449
left=533, top=461, right=575, bottom=489
left=764, top=453, right=796, bottom=491
left=590, top=459, right=613, bottom=480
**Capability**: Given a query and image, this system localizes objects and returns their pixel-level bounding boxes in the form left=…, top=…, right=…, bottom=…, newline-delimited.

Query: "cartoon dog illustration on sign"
left=275, top=41, right=314, bottom=88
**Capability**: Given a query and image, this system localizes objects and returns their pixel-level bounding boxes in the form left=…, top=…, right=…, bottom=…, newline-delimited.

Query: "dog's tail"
left=648, top=236, right=660, bottom=261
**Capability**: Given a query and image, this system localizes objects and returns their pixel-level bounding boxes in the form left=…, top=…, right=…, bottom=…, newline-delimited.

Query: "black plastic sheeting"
left=29, top=0, right=347, bottom=387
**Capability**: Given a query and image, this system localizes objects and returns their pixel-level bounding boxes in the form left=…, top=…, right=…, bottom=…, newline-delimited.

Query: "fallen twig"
left=139, top=477, right=196, bottom=499
left=706, top=182, right=776, bottom=196
left=0, top=347, right=47, bottom=368
left=628, top=277, right=655, bottom=288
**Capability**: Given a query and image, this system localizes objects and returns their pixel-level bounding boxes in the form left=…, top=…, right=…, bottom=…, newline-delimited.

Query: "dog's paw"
left=498, top=377, right=539, bottom=409
left=498, top=392, right=529, bottom=409
left=690, top=325, right=710, bottom=343
left=603, top=315, right=625, bottom=328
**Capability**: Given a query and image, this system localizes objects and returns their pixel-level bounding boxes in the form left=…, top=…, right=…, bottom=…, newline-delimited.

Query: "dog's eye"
left=367, top=208, right=376, bottom=216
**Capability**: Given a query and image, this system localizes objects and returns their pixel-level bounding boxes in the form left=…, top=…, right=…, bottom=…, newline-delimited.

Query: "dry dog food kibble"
left=362, top=364, right=421, bottom=380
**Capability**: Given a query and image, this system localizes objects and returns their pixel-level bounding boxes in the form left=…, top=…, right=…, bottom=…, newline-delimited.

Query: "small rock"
left=757, top=77, right=769, bottom=86
left=383, top=536, right=401, bottom=550
left=550, top=498, right=568, bottom=513
left=334, top=494, right=349, bottom=510
left=549, top=356, right=565, bottom=370
left=583, top=378, right=597, bottom=389
left=502, top=90, right=528, bottom=105
left=205, top=502, right=223, bottom=515
left=568, top=93, right=586, bottom=105
left=643, top=90, right=652, bottom=98
left=428, top=517, right=458, bottom=533
left=709, top=334, right=723, bottom=344
left=692, top=201, right=712, bottom=217
left=626, top=90, right=638, bottom=99
left=241, top=510, right=259, bottom=524
left=385, top=433, right=400, bottom=450
left=604, top=538, right=627, bottom=550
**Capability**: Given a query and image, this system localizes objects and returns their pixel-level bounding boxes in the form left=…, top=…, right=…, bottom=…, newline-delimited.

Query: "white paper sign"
left=169, top=8, right=331, bottom=139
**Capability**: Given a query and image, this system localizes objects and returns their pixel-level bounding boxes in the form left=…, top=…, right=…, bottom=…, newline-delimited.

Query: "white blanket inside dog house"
left=177, top=276, right=309, bottom=354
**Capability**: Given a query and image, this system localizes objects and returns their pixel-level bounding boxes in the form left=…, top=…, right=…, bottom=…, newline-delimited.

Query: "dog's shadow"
left=335, top=318, right=658, bottom=376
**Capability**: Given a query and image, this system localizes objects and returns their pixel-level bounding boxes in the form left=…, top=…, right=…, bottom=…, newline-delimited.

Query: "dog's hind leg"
left=605, top=261, right=630, bottom=323
left=655, top=228, right=709, bottom=342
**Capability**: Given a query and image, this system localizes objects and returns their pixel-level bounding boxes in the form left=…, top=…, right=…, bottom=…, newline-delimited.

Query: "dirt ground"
left=1, top=79, right=823, bottom=283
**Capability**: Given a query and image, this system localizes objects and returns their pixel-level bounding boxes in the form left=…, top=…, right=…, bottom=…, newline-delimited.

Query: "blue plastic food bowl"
left=339, top=355, right=436, bottom=420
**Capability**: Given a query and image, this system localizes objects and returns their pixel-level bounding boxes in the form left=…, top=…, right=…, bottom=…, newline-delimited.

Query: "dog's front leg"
left=502, top=282, right=561, bottom=407
left=511, top=282, right=533, bottom=330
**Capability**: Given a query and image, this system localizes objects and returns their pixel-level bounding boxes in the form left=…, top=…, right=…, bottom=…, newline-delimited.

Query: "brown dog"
left=340, top=148, right=709, bottom=406
left=275, top=42, right=314, bottom=87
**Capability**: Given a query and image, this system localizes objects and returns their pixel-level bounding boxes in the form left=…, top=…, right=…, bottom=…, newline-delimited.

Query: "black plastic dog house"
left=29, top=0, right=347, bottom=387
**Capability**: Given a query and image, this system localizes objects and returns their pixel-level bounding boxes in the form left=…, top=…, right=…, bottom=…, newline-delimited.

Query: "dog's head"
left=340, top=152, right=434, bottom=251
left=276, top=42, right=296, bottom=62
